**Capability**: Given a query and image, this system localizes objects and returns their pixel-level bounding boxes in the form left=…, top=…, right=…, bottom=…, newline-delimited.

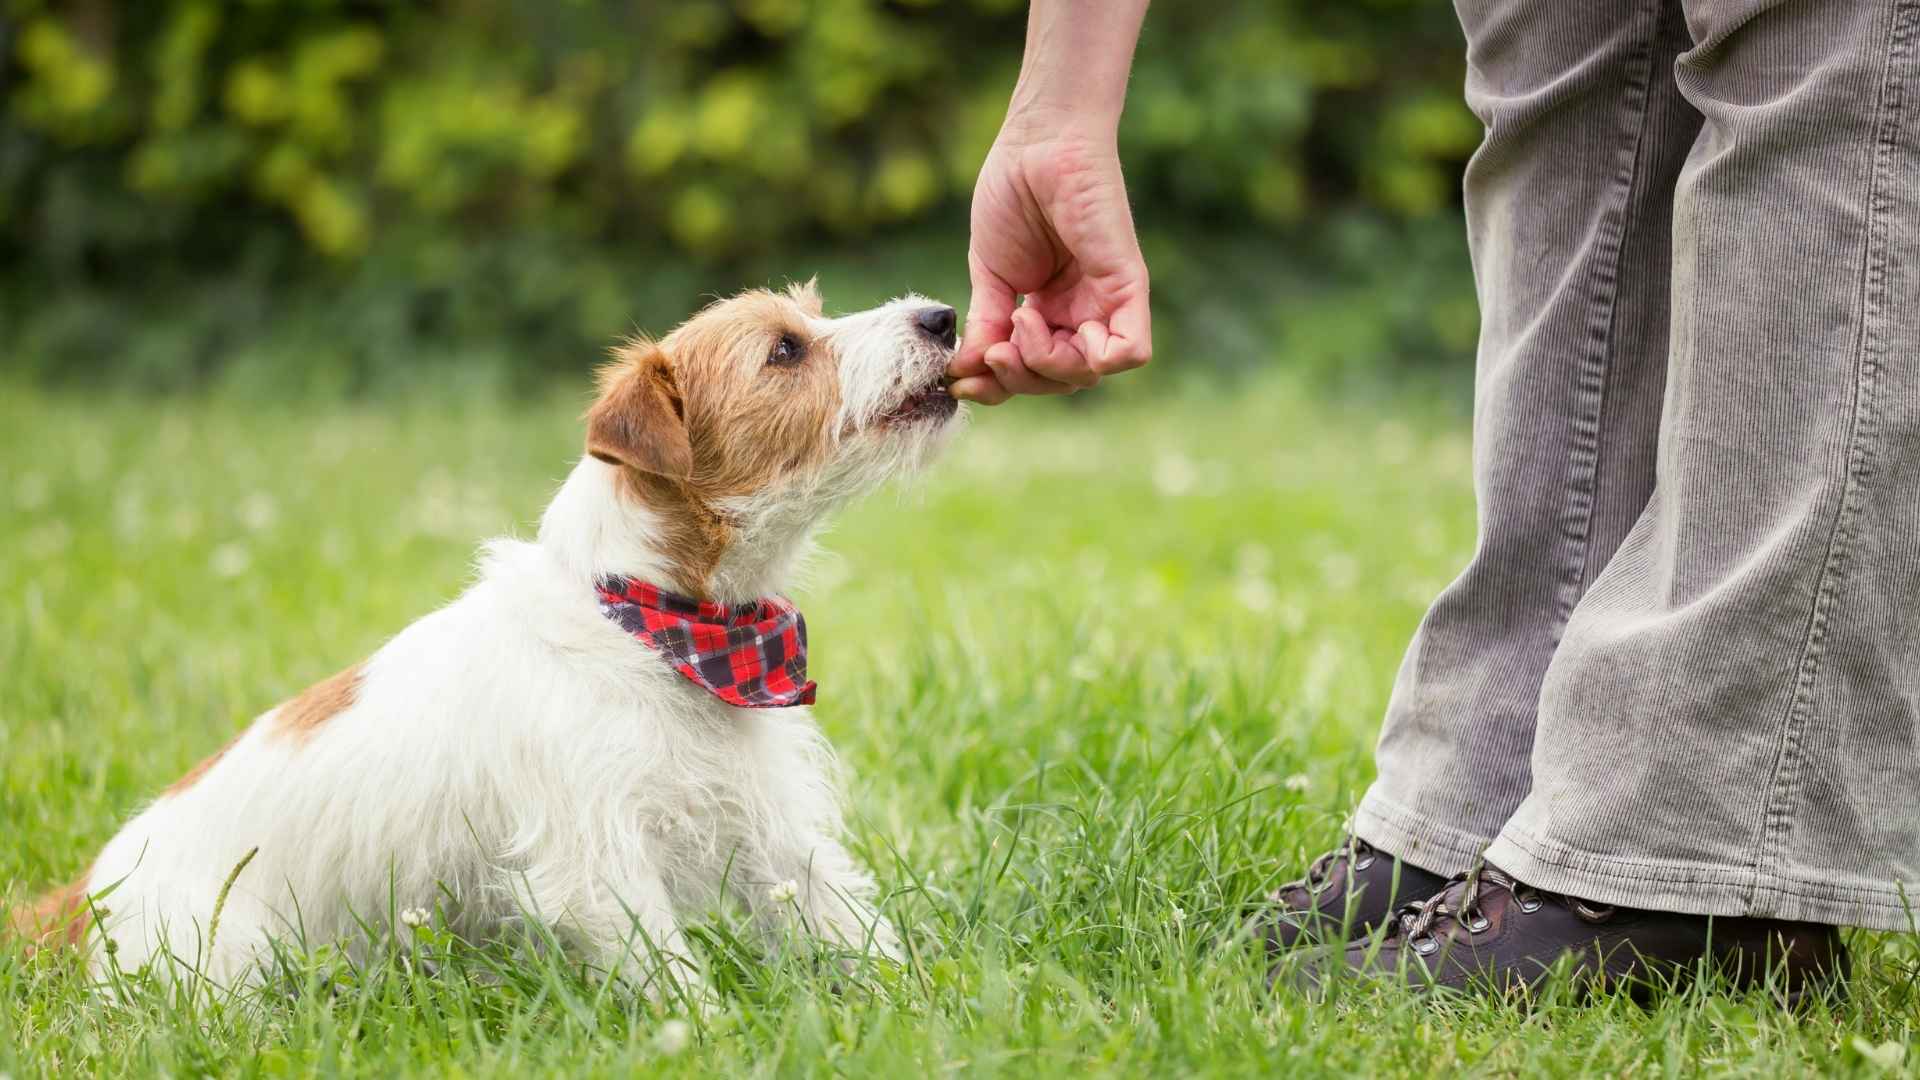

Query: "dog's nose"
left=914, top=305, right=957, bottom=349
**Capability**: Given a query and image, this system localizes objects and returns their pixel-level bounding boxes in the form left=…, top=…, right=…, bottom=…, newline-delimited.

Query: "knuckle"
left=1100, top=346, right=1150, bottom=375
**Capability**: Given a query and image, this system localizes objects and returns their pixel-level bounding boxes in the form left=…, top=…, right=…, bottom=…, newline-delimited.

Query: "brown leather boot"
left=1302, top=863, right=1849, bottom=1004
left=1251, top=835, right=1450, bottom=952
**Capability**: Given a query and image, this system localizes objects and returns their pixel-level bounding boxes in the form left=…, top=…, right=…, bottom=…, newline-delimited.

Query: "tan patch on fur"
left=273, top=664, right=364, bottom=741
left=585, top=346, right=693, bottom=480
left=8, top=868, right=93, bottom=953
left=613, top=466, right=735, bottom=589
left=587, top=288, right=843, bottom=595
left=785, top=277, right=824, bottom=316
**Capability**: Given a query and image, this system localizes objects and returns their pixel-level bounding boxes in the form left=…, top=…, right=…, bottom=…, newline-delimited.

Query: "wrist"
left=996, top=100, right=1121, bottom=153
left=1006, top=76, right=1127, bottom=136
left=1002, top=0, right=1145, bottom=142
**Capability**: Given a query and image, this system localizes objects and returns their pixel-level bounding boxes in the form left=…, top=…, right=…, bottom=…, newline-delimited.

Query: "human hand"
left=949, top=123, right=1152, bottom=404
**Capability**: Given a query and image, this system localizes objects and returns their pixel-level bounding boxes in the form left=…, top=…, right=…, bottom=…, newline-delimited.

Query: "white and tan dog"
left=10, top=283, right=964, bottom=995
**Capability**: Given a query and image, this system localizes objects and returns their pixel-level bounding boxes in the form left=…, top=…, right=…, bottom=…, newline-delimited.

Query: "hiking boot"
left=1251, top=835, right=1450, bottom=952
left=1303, top=862, right=1848, bottom=1004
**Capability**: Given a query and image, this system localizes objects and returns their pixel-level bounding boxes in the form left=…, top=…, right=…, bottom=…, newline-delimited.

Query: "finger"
left=1013, top=308, right=1099, bottom=389
left=1041, top=161, right=1151, bottom=375
left=1005, top=312, right=1092, bottom=391
left=1090, top=285, right=1152, bottom=376
left=1011, top=307, right=1098, bottom=388
left=1075, top=320, right=1111, bottom=374
left=1035, top=328, right=1101, bottom=388
left=984, top=340, right=1080, bottom=396
left=1007, top=304, right=1051, bottom=361
left=949, top=374, right=1012, bottom=405
left=955, top=252, right=1016, bottom=379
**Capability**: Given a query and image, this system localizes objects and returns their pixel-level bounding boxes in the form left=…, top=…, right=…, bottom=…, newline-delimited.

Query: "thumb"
left=954, top=252, right=1016, bottom=379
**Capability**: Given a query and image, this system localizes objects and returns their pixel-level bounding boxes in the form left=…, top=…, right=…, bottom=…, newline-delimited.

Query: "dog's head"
left=581, top=281, right=962, bottom=593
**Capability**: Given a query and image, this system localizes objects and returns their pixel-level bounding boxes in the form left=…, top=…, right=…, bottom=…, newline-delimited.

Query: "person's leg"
left=1486, top=0, right=1920, bottom=932
left=1257, top=0, right=1702, bottom=952
left=1353, top=0, right=1703, bottom=876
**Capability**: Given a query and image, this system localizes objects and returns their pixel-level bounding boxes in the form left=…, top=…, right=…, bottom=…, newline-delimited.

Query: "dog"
left=8, top=282, right=963, bottom=996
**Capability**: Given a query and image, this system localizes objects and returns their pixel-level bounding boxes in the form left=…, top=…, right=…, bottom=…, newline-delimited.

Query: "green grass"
left=2, top=376, right=1916, bottom=1077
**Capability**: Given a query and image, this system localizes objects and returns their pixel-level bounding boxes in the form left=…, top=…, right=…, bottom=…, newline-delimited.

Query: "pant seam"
left=1499, top=827, right=1918, bottom=912
left=1555, top=0, right=1664, bottom=630
left=1750, top=0, right=1914, bottom=912
left=1499, top=827, right=1752, bottom=885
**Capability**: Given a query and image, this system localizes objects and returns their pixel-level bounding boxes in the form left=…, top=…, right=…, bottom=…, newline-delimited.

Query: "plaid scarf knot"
left=595, top=577, right=816, bottom=709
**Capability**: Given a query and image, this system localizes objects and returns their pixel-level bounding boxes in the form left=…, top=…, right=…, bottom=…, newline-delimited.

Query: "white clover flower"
left=239, top=492, right=279, bottom=533
left=654, top=1018, right=692, bottom=1055
left=1318, top=552, right=1360, bottom=590
left=399, top=907, right=430, bottom=929
left=768, top=879, right=799, bottom=905
left=1284, top=773, right=1312, bottom=793
left=1277, top=605, right=1309, bottom=635
left=1152, top=452, right=1198, bottom=497
left=210, top=542, right=251, bottom=579
left=1234, top=575, right=1278, bottom=614
left=1852, top=1037, right=1905, bottom=1072
left=1171, top=906, right=1186, bottom=924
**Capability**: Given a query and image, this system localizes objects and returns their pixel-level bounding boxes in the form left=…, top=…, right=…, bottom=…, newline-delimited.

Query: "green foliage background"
left=1, top=0, right=1481, bottom=391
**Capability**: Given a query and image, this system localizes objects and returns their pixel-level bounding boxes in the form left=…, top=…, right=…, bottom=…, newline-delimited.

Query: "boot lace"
left=1389, top=863, right=1614, bottom=955
left=1280, top=835, right=1376, bottom=897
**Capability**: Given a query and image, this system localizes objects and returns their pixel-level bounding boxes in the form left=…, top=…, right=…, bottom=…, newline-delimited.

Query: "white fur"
left=79, top=295, right=961, bottom=995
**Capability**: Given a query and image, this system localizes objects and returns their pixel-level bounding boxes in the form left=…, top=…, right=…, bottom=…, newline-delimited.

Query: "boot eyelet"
left=1410, top=933, right=1440, bottom=956
left=1572, top=900, right=1615, bottom=923
left=1464, top=912, right=1491, bottom=934
left=1353, top=854, right=1376, bottom=871
left=1516, top=894, right=1543, bottom=913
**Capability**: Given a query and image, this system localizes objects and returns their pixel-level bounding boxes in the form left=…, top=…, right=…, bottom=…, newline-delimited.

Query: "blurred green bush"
left=0, top=0, right=1480, bottom=391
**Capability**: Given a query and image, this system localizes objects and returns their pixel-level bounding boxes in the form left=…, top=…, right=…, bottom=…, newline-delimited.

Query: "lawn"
left=2, top=375, right=1915, bottom=1077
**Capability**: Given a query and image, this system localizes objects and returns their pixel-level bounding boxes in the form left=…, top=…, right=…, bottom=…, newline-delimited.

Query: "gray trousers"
left=1355, top=0, right=1920, bottom=931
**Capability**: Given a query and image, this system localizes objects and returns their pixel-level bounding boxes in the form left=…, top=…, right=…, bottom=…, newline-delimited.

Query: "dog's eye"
left=768, top=334, right=805, bottom=368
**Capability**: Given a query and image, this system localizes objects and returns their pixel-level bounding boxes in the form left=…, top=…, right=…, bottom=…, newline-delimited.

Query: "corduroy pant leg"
left=1488, top=0, right=1920, bottom=931
left=1357, top=0, right=1703, bottom=877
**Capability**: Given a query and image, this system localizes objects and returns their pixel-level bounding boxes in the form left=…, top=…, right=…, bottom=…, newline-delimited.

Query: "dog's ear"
left=785, top=277, right=823, bottom=316
left=585, top=345, right=694, bottom=480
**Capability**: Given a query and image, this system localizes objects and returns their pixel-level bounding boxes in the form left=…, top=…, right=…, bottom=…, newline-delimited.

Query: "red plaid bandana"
left=595, top=577, right=816, bottom=708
